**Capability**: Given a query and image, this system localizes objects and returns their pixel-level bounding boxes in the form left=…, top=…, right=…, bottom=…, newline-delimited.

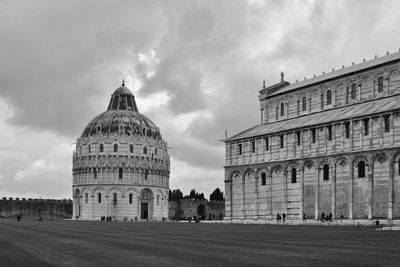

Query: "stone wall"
left=168, top=199, right=225, bottom=220
left=0, top=198, right=72, bottom=220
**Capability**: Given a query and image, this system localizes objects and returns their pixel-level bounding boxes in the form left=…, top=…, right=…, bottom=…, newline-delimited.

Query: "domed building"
left=72, top=81, right=170, bottom=221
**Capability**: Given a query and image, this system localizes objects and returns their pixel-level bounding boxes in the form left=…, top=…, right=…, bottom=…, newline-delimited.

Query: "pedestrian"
left=276, top=213, right=280, bottom=223
left=303, top=213, right=307, bottom=223
left=282, top=213, right=286, bottom=223
left=339, top=212, right=344, bottom=222
left=321, top=212, right=325, bottom=222
left=329, top=212, right=332, bottom=222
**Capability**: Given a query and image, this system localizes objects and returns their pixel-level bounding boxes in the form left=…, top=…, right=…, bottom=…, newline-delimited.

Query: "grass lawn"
left=0, top=220, right=399, bottom=266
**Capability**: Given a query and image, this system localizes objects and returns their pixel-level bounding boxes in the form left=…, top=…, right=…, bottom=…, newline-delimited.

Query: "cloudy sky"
left=0, top=0, right=400, bottom=199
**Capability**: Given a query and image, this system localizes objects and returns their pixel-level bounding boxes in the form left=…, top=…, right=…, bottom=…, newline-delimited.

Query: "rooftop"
left=226, top=94, right=400, bottom=142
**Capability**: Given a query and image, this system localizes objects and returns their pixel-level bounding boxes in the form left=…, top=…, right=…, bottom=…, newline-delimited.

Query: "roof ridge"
left=266, top=49, right=400, bottom=97
left=226, top=123, right=263, bottom=141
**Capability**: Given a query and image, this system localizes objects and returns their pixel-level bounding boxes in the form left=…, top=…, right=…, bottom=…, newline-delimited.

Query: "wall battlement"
left=0, top=198, right=72, bottom=220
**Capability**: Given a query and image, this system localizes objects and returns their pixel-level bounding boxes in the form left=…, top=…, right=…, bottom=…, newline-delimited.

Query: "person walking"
left=282, top=212, right=286, bottom=223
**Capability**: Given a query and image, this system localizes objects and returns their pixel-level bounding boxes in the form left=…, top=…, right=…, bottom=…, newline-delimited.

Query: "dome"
left=72, top=80, right=170, bottom=222
left=80, top=82, right=161, bottom=139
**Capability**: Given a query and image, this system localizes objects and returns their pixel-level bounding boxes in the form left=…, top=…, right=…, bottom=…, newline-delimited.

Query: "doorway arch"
left=140, top=188, right=153, bottom=220
left=197, top=204, right=206, bottom=219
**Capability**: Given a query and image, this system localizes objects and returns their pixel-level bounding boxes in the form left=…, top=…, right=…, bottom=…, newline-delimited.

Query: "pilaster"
left=388, top=162, right=394, bottom=220
left=368, top=164, right=373, bottom=220
left=331, top=164, right=336, bottom=219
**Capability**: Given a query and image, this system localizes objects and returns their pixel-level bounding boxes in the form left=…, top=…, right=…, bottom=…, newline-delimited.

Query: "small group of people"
left=320, top=212, right=333, bottom=222
left=302, top=212, right=345, bottom=223
left=100, top=216, right=116, bottom=222
left=276, top=212, right=286, bottom=223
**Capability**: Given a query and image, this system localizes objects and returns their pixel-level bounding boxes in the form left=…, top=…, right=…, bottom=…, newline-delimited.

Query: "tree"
left=169, top=189, right=183, bottom=201
left=209, top=188, right=224, bottom=201
left=183, top=189, right=205, bottom=200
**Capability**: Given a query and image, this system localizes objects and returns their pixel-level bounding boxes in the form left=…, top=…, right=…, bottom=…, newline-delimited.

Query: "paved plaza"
left=0, top=221, right=399, bottom=266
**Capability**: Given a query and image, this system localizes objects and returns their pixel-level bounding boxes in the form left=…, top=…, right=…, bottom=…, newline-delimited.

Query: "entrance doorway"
left=141, top=203, right=148, bottom=219
left=197, top=204, right=205, bottom=219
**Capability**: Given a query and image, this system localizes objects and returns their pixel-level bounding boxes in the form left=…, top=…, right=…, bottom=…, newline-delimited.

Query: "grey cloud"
left=0, top=0, right=166, bottom=136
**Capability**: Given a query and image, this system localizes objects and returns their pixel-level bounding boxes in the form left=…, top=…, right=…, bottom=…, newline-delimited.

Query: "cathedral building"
left=72, top=81, right=170, bottom=220
left=224, top=50, right=400, bottom=222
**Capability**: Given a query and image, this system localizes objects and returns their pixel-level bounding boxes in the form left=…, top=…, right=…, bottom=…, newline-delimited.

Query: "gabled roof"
left=263, top=51, right=400, bottom=98
left=226, top=95, right=400, bottom=142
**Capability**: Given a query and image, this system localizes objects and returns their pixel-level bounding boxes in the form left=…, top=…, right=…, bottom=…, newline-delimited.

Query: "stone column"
left=242, top=176, right=246, bottom=220
left=255, top=176, right=259, bottom=219
left=284, top=169, right=288, bottom=214
left=300, top=168, right=304, bottom=221
left=269, top=173, right=273, bottom=219
left=349, top=165, right=354, bottom=220
left=121, top=194, right=125, bottom=220
left=350, top=120, right=354, bottom=151
left=334, top=90, right=337, bottom=107
left=385, top=77, right=389, bottom=94
left=368, top=163, right=373, bottom=220
left=332, top=164, right=336, bottom=219
left=388, top=162, right=394, bottom=220
left=91, top=194, right=94, bottom=220
left=369, top=117, right=373, bottom=148
left=106, top=195, right=109, bottom=217
left=342, top=122, right=345, bottom=152
left=137, top=196, right=141, bottom=219
left=391, top=114, right=395, bottom=146
left=315, top=167, right=320, bottom=220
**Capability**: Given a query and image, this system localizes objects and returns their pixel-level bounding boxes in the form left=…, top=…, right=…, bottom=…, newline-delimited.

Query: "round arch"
left=352, top=155, right=370, bottom=167
left=139, top=188, right=153, bottom=220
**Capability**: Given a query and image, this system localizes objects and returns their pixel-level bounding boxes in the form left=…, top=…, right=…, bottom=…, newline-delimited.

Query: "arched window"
left=398, top=159, right=400, bottom=175
left=118, top=167, right=123, bottom=179
left=378, top=76, right=384, bottom=93
left=98, top=193, right=101, bottom=203
left=144, top=169, right=149, bottom=180
left=93, top=168, right=97, bottom=179
left=291, top=168, right=297, bottom=183
left=85, top=193, right=88, bottom=204
left=326, top=90, right=332, bottom=105
left=351, top=83, right=357, bottom=99
left=99, top=144, right=104, bottom=152
left=129, top=194, right=133, bottom=204
left=302, top=97, right=307, bottom=111
left=113, top=193, right=117, bottom=203
left=157, top=195, right=160, bottom=205
left=114, top=144, right=118, bottom=152
left=323, top=164, right=329, bottom=181
left=280, top=103, right=285, bottom=116
left=143, top=146, right=147, bottom=154
left=358, top=161, right=366, bottom=178
left=261, top=173, right=266, bottom=186
left=88, top=145, right=91, bottom=153
left=155, top=148, right=158, bottom=155
left=130, top=144, right=134, bottom=153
